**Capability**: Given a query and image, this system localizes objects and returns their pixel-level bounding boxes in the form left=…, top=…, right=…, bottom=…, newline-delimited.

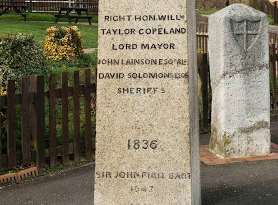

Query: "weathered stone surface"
left=208, top=4, right=271, bottom=158
left=94, top=0, right=200, bottom=204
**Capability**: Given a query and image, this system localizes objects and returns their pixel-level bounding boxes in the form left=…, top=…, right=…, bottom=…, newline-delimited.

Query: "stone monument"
left=94, top=0, right=200, bottom=204
left=208, top=4, right=271, bottom=158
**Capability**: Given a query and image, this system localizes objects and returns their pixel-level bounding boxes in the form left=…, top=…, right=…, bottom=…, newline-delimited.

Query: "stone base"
left=201, top=144, right=278, bottom=166
left=209, top=125, right=271, bottom=158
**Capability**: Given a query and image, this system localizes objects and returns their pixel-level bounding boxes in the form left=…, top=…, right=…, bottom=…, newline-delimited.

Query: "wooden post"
left=273, top=2, right=278, bottom=25
left=92, top=82, right=96, bottom=160
left=84, top=69, right=93, bottom=160
left=7, top=80, right=16, bottom=168
left=35, top=76, right=45, bottom=168
left=73, top=71, right=80, bottom=162
left=202, top=25, right=204, bottom=53
left=272, top=44, right=277, bottom=110
left=0, top=93, right=6, bottom=168
left=29, top=75, right=37, bottom=165
left=21, top=77, right=31, bottom=166
left=201, top=54, right=209, bottom=131
left=0, top=119, right=2, bottom=169
left=62, top=73, right=69, bottom=164
left=49, top=75, right=56, bottom=167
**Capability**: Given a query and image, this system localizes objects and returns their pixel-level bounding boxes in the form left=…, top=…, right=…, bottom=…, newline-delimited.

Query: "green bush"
left=0, top=33, right=48, bottom=90
left=48, top=52, right=97, bottom=74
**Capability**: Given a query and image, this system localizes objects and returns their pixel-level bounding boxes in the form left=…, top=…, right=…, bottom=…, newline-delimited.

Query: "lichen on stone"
left=238, top=121, right=269, bottom=134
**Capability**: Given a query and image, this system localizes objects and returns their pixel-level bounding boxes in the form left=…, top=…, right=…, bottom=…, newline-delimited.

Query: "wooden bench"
left=73, top=8, right=92, bottom=25
left=54, top=7, right=73, bottom=23
left=71, top=15, right=92, bottom=25
left=55, top=7, right=92, bottom=25
left=0, top=4, right=27, bottom=21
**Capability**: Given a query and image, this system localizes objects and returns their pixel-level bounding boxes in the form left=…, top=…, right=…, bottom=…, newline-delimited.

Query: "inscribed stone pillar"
left=94, top=0, right=201, bottom=204
left=208, top=4, right=271, bottom=158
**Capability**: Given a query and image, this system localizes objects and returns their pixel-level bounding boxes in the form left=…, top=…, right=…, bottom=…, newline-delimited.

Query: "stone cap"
left=210, top=3, right=267, bottom=21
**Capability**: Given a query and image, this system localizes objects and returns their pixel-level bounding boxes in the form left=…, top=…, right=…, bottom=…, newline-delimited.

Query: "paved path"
left=203, top=160, right=278, bottom=205
left=2, top=122, right=278, bottom=205
left=1, top=160, right=278, bottom=205
left=0, top=165, right=93, bottom=205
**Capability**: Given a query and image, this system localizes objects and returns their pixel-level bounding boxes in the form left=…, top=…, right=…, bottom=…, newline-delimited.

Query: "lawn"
left=0, top=13, right=98, bottom=48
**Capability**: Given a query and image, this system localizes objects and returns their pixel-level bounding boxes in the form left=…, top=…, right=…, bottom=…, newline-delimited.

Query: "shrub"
left=43, top=26, right=83, bottom=61
left=0, top=33, right=48, bottom=92
left=48, top=52, right=97, bottom=74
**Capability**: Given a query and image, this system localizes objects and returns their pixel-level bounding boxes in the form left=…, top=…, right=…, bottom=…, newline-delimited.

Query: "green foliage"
left=48, top=52, right=97, bottom=74
left=0, top=33, right=48, bottom=88
left=0, top=21, right=98, bottom=48
left=197, top=7, right=219, bottom=15
left=268, top=16, right=274, bottom=25
left=43, top=26, right=83, bottom=61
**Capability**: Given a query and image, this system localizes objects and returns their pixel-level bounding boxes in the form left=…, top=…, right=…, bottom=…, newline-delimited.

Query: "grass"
left=0, top=13, right=98, bottom=48
left=48, top=52, right=97, bottom=74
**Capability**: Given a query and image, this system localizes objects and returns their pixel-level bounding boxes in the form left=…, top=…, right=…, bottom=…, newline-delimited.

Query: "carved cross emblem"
left=231, top=19, right=261, bottom=52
